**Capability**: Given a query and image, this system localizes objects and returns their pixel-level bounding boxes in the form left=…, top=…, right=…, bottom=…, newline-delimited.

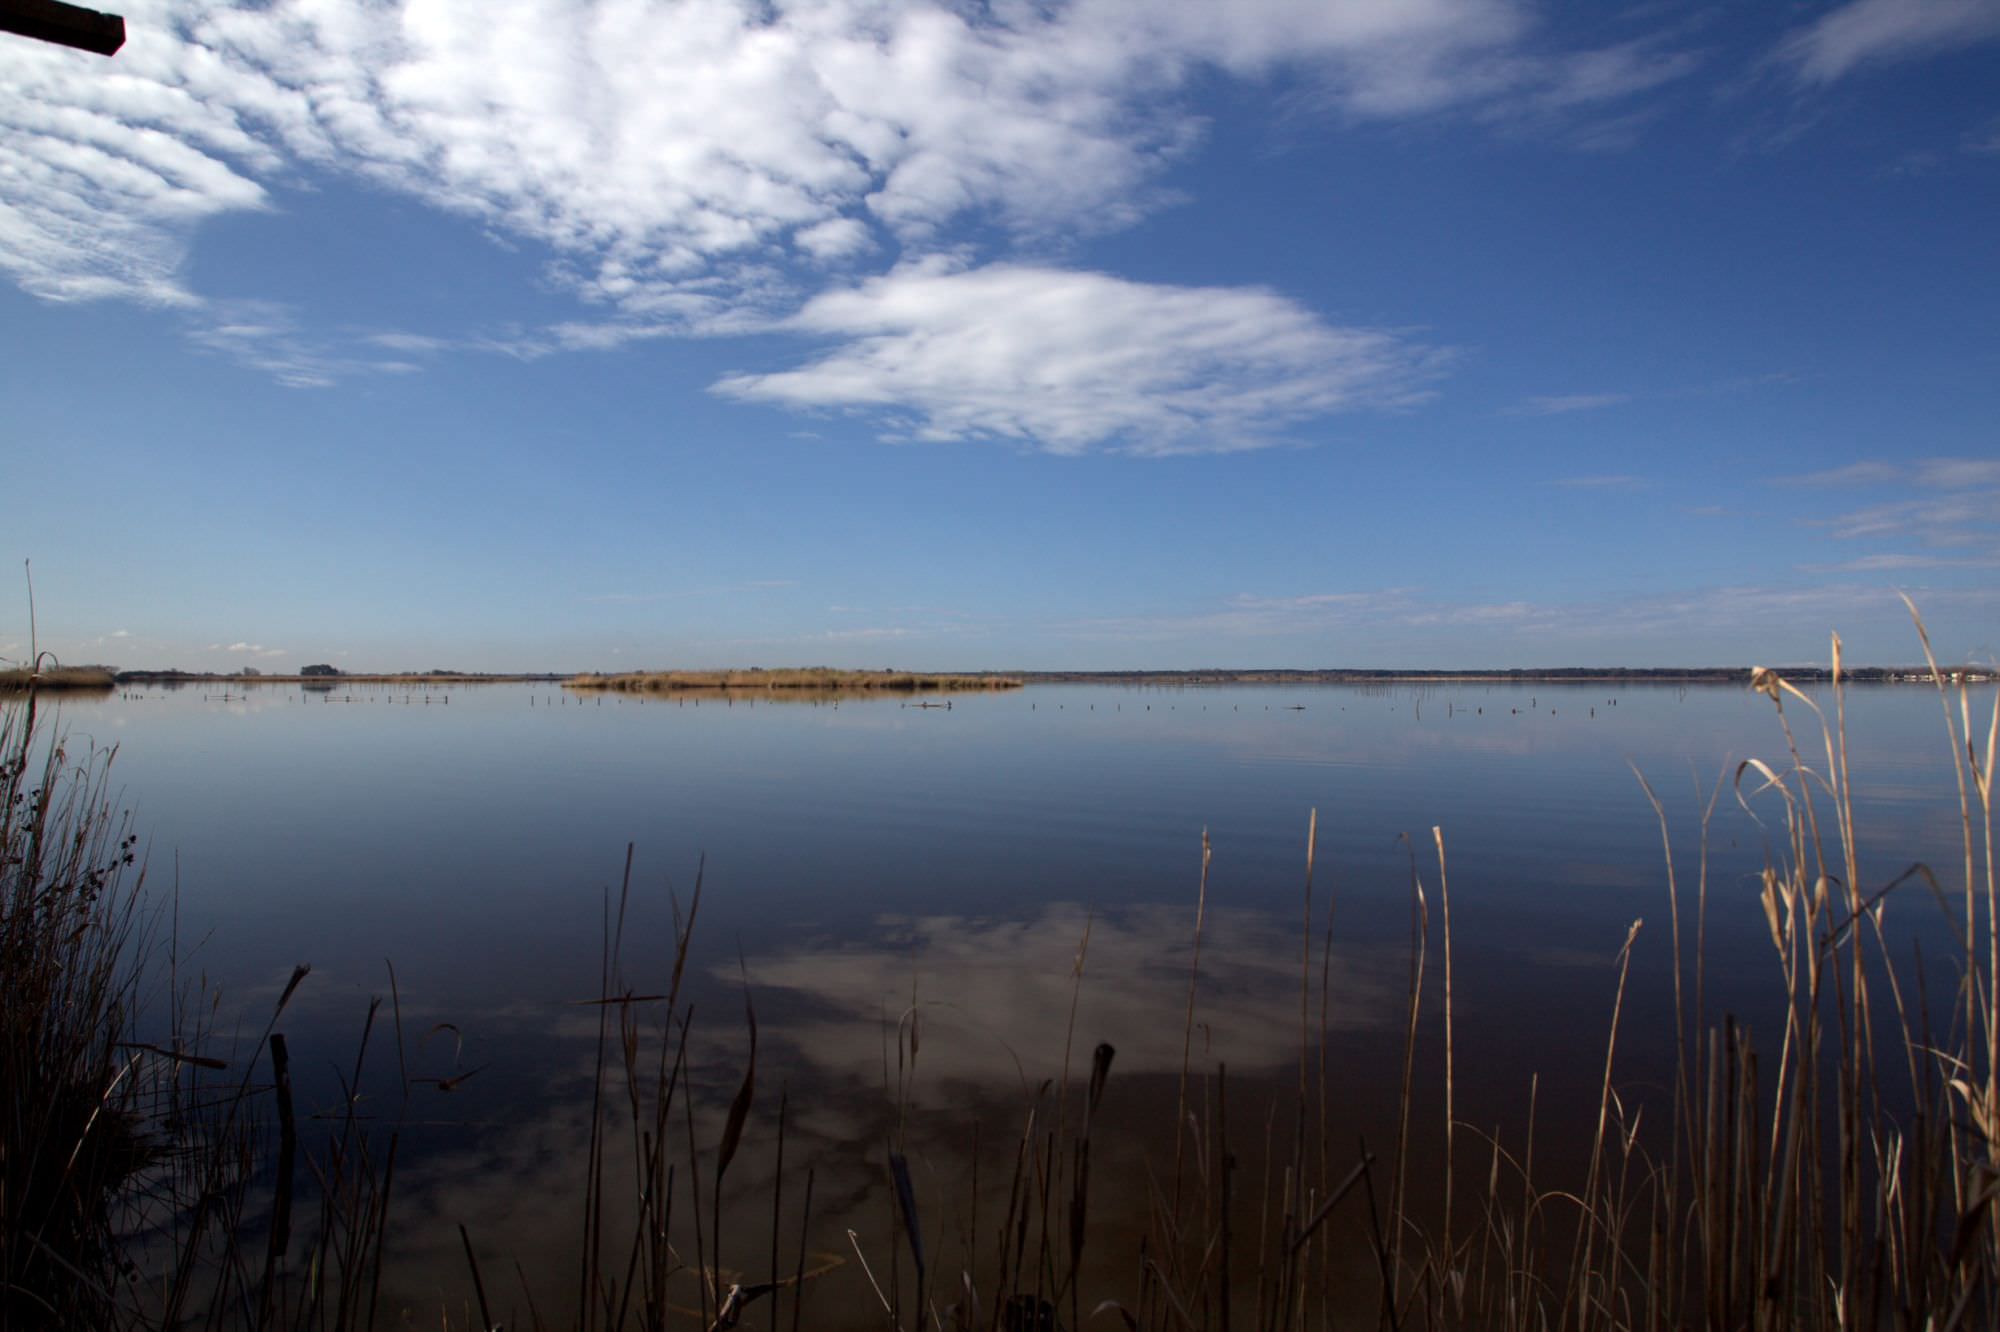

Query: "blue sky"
left=2, top=0, right=1997, bottom=671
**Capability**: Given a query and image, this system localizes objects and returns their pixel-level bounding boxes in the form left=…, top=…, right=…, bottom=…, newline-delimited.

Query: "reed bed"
left=1, top=690, right=146, bottom=1325
left=9, top=604, right=1998, bottom=1328
left=543, top=607, right=2000, bottom=1331
left=565, top=669, right=1021, bottom=695
left=0, top=665, right=116, bottom=691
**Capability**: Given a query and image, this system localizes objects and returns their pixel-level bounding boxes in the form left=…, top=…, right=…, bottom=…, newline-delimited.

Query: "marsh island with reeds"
left=566, top=667, right=1022, bottom=694
left=0, top=664, right=116, bottom=691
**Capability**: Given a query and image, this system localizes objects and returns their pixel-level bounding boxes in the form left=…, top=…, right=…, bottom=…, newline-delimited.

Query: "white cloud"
left=713, top=261, right=1446, bottom=454
left=2, top=0, right=1692, bottom=377
left=0, top=3, right=283, bottom=304
left=792, top=216, right=873, bottom=261
left=1781, top=0, right=2000, bottom=84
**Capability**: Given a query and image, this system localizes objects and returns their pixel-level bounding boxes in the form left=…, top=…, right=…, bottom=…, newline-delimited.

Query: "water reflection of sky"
left=40, top=679, right=1987, bottom=1323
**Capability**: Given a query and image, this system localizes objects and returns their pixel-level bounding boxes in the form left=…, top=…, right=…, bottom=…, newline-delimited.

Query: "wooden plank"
left=0, top=0, right=126, bottom=56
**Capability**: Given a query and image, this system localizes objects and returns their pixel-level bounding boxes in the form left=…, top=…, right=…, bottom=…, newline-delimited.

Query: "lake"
left=36, top=677, right=1979, bottom=1325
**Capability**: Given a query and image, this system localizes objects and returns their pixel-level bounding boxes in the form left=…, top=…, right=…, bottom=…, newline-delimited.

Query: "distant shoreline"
left=566, top=668, right=1022, bottom=693
left=47, top=665, right=1993, bottom=689
left=1012, top=666, right=1994, bottom=685
left=103, top=671, right=570, bottom=686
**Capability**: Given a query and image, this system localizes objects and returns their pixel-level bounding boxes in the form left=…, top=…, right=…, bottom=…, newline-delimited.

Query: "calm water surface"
left=42, top=679, right=1979, bottom=1321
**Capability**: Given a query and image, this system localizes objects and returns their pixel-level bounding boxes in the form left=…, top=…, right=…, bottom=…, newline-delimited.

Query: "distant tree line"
left=1012, top=665, right=1993, bottom=684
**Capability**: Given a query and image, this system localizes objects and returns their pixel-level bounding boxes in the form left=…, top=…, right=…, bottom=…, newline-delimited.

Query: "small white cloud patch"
left=793, top=217, right=874, bottom=262
left=714, top=262, right=1445, bottom=455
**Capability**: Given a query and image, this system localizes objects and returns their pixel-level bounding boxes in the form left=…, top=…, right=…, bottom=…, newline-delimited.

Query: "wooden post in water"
left=0, top=1, right=126, bottom=55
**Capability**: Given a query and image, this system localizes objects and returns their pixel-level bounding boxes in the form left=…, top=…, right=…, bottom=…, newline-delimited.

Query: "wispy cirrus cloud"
left=1508, top=369, right=1806, bottom=422
left=1780, top=0, right=2000, bottom=84
left=1790, top=457, right=2000, bottom=489
left=1820, top=492, right=2000, bottom=546
left=1782, top=458, right=2000, bottom=558
left=1912, top=459, right=2000, bottom=489
left=692, top=613, right=982, bottom=655
left=713, top=261, right=1448, bottom=454
left=189, top=300, right=422, bottom=386
left=1798, top=552, right=2000, bottom=574
left=1553, top=474, right=1651, bottom=490
left=583, top=579, right=798, bottom=605
left=1506, top=392, right=1630, bottom=416
left=1788, top=460, right=1904, bottom=487
left=1060, top=589, right=1421, bottom=643
left=1056, top=583, right=2000, bottom=659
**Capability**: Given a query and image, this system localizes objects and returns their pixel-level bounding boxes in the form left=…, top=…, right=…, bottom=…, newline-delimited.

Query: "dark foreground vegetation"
left=4, top=608, right=1998, bottom=1329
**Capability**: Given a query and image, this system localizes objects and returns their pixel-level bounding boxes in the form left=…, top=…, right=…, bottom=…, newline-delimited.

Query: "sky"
left=2, top=0, right=1997, bottom=672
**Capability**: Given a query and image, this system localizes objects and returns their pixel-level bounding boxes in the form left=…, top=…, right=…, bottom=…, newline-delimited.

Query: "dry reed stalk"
left=1171, top=830, right=1213, bottom=1256
left=1382, top=834, right=1428, bottom=1330
left=1313, top=828, right=1338, bottom=1332
left=1560, top=918, right=1641, bottom=1332
left=1435, top=824, right=1456, bottom=1307
left=770, top=1085, right=786, bottom=1332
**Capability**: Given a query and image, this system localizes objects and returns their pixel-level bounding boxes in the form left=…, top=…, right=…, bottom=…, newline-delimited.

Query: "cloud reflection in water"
left=746, top=902, right=1404, bottom=1090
